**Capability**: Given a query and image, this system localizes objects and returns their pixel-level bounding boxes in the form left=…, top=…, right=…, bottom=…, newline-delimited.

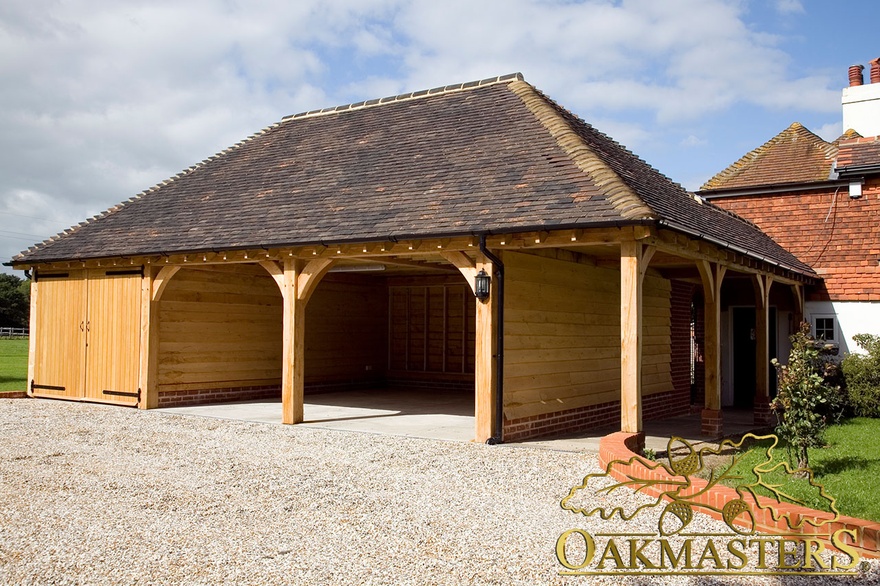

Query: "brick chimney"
left=842, top=58, right=880, bottom=137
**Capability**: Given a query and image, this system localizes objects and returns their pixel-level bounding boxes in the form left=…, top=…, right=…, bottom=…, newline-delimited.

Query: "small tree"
left=841, top=333, right=880, bottom=418
left=771, top=323, right=840, bottom=474
left=0, top=273, right=29, bottom=328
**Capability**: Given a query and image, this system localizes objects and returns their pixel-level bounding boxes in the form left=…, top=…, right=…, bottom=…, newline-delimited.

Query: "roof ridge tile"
left=281, top=73, right=524, bottom=122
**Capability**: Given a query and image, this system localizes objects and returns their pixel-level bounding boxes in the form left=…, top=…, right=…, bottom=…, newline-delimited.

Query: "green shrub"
left=771, top=323, right=841, bottom=472
left=841, top=333, right=880, bottom=418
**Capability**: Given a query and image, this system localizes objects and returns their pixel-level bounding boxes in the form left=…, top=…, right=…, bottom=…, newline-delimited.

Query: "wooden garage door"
left=84, top=269, right=141, bottom=405
left=31, top=268, right=141, bottom=406
left=31, top=270, right=87, bottom=399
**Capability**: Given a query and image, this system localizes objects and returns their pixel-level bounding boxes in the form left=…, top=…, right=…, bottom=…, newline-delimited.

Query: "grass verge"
left=701, top=418, right=880, bottom=523
left=0, top=338, right=28, bottom=392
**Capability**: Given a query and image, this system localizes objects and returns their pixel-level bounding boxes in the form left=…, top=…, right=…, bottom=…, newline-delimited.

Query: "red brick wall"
left=502, top=389, right=690, bottom=442
left=670, top=280, right=694, bottom=405
left=692, top=292, right=705, bottom=407
left=709, top=178, right=880, bottom=301
left=158, top=386, right=279, bottom=407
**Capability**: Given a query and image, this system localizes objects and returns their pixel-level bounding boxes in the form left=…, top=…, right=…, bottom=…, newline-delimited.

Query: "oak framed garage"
left=13, top=74, right=816, bottom=445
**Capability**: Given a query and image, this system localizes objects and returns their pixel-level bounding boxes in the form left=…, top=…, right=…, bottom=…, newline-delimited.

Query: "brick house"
left=10, top=74, right=814, bottom=443
left=700, top=59, right=880, bottom=374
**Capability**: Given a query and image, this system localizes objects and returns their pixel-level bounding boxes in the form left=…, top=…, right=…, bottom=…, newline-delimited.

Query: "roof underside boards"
left=700, top=122, right=837, bottom=192
left=12, top=75, right=815, bottom=277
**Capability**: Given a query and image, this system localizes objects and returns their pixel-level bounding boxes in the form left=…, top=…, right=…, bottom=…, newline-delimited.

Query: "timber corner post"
left=26, top=269, right=38, bottom=398
left=473, top=254, right=499, bottom=444
left=140, top=264, right=180, bottom=410
left=619, top=240, right=654, bottom=451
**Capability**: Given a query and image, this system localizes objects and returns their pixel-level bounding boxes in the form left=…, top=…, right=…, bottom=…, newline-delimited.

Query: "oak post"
left=280, top=259, right=302, bottom=424
left=139, top=266, right=158, bottom=409
left=753, top=274, right=774, bottom=425
left=697, top=261, right=726, bottom=437
left=474, top=256, right=497, bottom=442
left=619, top=240, right=644, bottom=435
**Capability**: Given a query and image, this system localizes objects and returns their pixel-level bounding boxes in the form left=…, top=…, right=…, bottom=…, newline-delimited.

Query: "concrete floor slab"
left=156, top=388, right=768, bottom=453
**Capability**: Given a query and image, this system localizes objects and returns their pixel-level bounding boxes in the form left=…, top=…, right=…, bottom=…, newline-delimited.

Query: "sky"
left=1, top=0, right=879, bottom=274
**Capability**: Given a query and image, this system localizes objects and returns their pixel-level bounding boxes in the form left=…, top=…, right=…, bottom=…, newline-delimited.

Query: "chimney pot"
left=871, top=58, right=880, bottom=84
left=849, top=64, right=865, bottom=86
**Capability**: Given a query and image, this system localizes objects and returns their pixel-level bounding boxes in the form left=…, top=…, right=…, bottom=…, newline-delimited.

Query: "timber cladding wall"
left=386, top=275, right=476, bottom=386
left=156, top=265, right=283, bottom=402
left=503, top=250, right=673, bottom=424
left=304, top=274, right=388, bottom=388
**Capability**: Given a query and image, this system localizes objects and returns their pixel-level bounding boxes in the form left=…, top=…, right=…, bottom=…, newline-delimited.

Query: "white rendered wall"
left=842, top=84, right=880, bottom=137
left=805, top=301, right=880, bottom=355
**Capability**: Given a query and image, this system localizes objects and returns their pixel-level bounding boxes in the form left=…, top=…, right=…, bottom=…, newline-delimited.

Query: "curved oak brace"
left=151, top=265, right=181, bottom=302
left=259, top=260, right=285, bottom=296
left=297, top=258, right=335, bottom=304
left=440, top=251, right=477, bottom=293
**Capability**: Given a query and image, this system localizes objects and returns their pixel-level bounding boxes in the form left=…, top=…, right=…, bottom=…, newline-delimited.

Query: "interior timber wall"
left=304, top=274, right=388, bottom=389
left=156, top=265, right=283, bottom=406
left=502, top=249, right=677, bottom=441
left=386, top=275, right=476, bottom=389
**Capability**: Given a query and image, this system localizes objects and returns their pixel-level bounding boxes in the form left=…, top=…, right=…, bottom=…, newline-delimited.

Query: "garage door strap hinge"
left=31, top=382, right=66, bottom=391
left=102, top=389, right=140, bottom=399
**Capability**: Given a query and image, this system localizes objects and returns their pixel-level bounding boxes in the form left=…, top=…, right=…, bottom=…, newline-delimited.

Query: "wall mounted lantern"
left=474, top=268, right=490, bottom=301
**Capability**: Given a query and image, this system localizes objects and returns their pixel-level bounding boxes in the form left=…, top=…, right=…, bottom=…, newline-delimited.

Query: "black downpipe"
left=479, top=234, right=504, bottom=445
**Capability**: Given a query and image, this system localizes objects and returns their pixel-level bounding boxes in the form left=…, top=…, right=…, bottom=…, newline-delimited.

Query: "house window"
left=814, top=316, right=836, bottom=342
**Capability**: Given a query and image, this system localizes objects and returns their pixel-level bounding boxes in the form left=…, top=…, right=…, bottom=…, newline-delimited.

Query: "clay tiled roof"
left=836, top=135, right=880, bottom=172
left=701, top=123, right=838, bottom=191
left=11, top=74, right=815, bottom=276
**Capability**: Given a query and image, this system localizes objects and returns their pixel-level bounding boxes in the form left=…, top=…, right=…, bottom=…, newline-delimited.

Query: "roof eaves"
left=698, top=179, right=848, bottom=199
left=9, top=219, right=655, bottom=267
left=656, top=218, right=817, bottom=280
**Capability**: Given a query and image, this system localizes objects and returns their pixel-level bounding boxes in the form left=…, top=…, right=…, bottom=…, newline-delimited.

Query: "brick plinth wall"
left=599, top=432, right=880, bottom=560
left=503, top=389, right=691, bottom=442
left=1, top=391, right=28, bottom=399
left=701, top=408, right=723, bottom=437
left=753, top=396, right=775, bottom=426
left=158, top=386, right=280, bottom=407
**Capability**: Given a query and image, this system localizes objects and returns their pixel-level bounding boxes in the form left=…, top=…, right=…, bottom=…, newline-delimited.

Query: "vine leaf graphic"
left=561, top=433, right=840, bottom=536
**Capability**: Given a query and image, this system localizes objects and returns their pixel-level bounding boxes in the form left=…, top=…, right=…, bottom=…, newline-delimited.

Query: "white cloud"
left=775, top=0, right=805, bottom=15
left=0, top=0, right=847, bottom=270
left=681, top=135, right=709, bottom=147
left=814, top=121, right=843, bottom=142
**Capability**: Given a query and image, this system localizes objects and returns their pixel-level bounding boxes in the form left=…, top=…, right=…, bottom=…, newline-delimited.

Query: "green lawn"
left=0, top=338, right=28, bottom=392
left=708, top=418, right=880, bottom=522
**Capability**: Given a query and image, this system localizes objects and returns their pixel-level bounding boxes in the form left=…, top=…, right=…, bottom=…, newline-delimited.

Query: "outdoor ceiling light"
left=474, top=268, right=490, bottom=301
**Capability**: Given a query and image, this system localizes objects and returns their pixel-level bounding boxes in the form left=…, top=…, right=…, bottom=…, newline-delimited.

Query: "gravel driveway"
left=0, top=399, right=877, bottom=585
